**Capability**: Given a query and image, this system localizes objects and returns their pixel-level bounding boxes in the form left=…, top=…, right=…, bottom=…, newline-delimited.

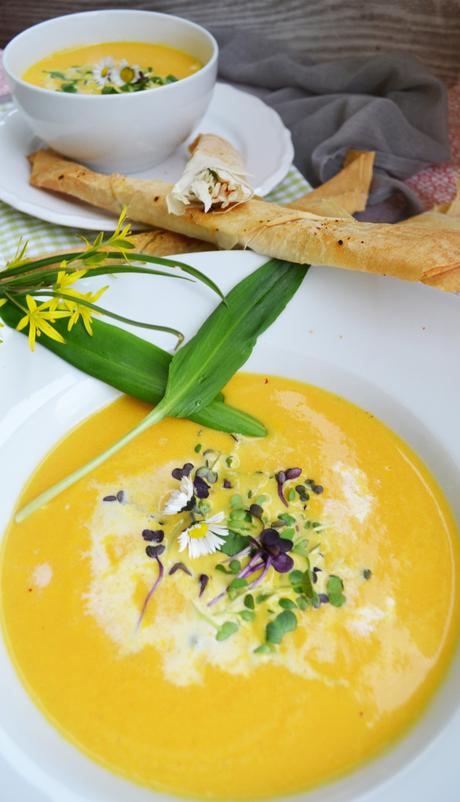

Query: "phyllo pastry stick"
left=166, top=133, right=254, bottom=215
left=30, top=148, right=460, bottom=282
left=288, top=151, right=375, bottom=217
left=400, top=179, right=460, bottom=292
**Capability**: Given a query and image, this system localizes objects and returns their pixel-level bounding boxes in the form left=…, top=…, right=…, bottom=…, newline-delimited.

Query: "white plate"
left=0, top=83, right=293, bottom=230
left=1, top=252, right=460, bottom=802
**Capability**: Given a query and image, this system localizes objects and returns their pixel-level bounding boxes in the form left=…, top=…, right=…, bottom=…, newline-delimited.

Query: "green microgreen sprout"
left=326, top=575, right=346, bottom=607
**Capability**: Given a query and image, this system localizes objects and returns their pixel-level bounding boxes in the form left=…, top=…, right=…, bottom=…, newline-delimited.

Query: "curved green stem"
left=16, top=399, right=172, bottom=523
left=31, top=291, right=184, bottom=346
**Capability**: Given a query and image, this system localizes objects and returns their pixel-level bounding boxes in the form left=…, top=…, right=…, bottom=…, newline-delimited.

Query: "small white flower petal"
left=178, top=531, right=189, bottom=552
left=206, top=511, right=225, bottom=524
left=180, top=476, right=194, bottom=497
left=208, top=524, right=229, bottom=538
left=163, top=475, right=194, bottom=514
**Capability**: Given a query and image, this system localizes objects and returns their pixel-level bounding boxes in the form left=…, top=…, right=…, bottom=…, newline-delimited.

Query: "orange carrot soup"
left=1, top=373, right=459, bottom=799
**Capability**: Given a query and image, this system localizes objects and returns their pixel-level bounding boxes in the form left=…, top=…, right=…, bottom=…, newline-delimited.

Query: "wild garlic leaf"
left=160, top=259, right=308, bottom=419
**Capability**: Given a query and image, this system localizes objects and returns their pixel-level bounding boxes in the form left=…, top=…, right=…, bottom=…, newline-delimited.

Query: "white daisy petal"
left=178, top=531, right=189, bottom=552
left=93, top=57, right=115, bottom=87
left=209, top=524, right=229, bottom=538
left=176, top=511, right=229, bottom=559
left=206, top=511, right=225, bottom=524
left=162, top=475, right=194, bottom=515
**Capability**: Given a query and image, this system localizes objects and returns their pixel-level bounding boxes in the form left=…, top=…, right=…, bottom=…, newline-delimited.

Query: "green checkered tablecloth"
left=0, top=102, right=310, bottom=263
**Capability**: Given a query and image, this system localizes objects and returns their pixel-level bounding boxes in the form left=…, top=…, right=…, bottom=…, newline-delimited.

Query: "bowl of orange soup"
left=1, top=251, right=460, bottom=802
left=3, top=10, right=218, bottom=172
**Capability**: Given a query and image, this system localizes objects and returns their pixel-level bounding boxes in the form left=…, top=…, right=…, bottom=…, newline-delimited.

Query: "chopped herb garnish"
left=327, top=575, right=346, bottom=607
left=194, top=443, right=202, bottom=453
left=266, top=610, right=297, bottom=645
left=279, top=597, right=297, bottom=610
left=238, top=609, right=255, bottom=622
left=244, top=594, right=255, bottom=609
left=229, top=559, right=241, bottom=574
left=216, top=621, right=239, bottom=641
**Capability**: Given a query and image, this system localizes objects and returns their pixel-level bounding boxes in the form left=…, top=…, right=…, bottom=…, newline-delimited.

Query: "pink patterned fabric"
left=0, top=49, right=458, bottom=209
left=406, top=81, right=460, bottom=208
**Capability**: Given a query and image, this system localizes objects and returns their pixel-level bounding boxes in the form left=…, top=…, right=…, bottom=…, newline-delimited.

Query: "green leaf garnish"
left=13, top=258, right=308, bottom=519
left=254, top=643, right=273, bottom=655
left=219, top=532, right=250, bottom=557
left=278, top=513, right=296, bottom=525
left=279, top=597, right=297, bottom=609
left=215, top=621, right=239, bottom=641
left=229, top=560, right=241, bottom=574
left=266, top=610, right=297, bottom=645
left=244, top=594, right=255, bottom=610
left=327, top=575, right=346, bottom=607
left=238, top=610, right=255, bottom=622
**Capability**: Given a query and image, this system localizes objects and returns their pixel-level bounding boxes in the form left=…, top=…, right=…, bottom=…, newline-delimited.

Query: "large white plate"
left=1, top=252, right=460, bottom=802
left=0, top=83, right=293, bottom=231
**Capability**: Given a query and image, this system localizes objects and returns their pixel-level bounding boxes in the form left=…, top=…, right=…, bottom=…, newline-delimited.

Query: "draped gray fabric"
left=214, top=29, right=450, bottom=213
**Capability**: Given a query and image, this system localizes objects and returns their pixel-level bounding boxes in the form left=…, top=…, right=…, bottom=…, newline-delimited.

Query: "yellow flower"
left=55, top=269, right=88, bottom=290
left=16, top=295, right=70, bottom=351
left=61, top=285, right=108, bottom=335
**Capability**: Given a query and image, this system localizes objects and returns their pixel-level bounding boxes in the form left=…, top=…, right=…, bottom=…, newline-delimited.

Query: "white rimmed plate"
left=0, top=252, right=459, bottom=802
left=0, top=83, right=293, bottom=231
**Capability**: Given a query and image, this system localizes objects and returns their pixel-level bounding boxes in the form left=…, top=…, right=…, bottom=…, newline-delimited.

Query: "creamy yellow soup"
left=22, top=41, right=202, bottom=94
left=1, top=374, right=459, bottom=800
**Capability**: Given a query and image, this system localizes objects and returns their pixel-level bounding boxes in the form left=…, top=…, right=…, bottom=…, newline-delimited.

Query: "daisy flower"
left=163, top=475, right=194, bottom=515
left=110, top=60, right=141, bottom=87
left=178, top=512, right=229, bottom=559
left=92, top=57, right=115, bottom=87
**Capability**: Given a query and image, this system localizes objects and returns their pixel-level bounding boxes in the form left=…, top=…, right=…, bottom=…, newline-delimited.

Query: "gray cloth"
left=214, top=29, right=450, bottom=214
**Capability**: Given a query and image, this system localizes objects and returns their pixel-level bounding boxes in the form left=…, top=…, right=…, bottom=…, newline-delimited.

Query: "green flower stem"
left=15, top=399, right=172, bottom=523
left=31, top=290, right=184, bottom=345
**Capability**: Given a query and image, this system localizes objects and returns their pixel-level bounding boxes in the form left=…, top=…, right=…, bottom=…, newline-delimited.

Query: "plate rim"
left=0, top=83, right=294, bottom=231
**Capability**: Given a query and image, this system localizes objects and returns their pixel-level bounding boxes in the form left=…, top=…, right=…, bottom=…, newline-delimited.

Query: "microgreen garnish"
left=326, top=575, right=346, bottom=607
left=142, top=529, right=164, bottom=542
left=266, top=610, right=297, bottom=645
left=169, top=562, right=192, bottom=576
left=215, top=621, right=239, bottom=641
left=199, top=574, right=209, bottom=597
left=363, top=568, right=372, bottom=580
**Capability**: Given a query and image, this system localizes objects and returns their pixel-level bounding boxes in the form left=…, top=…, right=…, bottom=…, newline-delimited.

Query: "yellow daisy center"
left=120, top=66, right=135, bottom=83
left=189, top=522, right=209, bottom=540
left=101, top=67, right=110, bottom=77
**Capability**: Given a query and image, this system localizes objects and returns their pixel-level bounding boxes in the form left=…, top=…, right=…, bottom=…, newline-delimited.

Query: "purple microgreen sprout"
left=142, top=528, right=164, bottom=542
left=194, top=475, right=210, bottom=499
left=199, top=573, right=209, bottom=597
left=169, top=562, right=192, bottom=576
left=102, top=494, right=117, bottom=502
left=137, top=551, right=164, bottom=629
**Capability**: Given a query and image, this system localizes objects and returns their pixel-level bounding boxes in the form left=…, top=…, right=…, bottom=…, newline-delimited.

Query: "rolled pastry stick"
left=166, top=133, right=254, bottom=214
left=288, top=151, right=375, bottom=216
left=30, top=148, right=460, bottom=282
left=399, top=179, right=460, bottom=292
left=130, top=229, right=215, bottom=256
